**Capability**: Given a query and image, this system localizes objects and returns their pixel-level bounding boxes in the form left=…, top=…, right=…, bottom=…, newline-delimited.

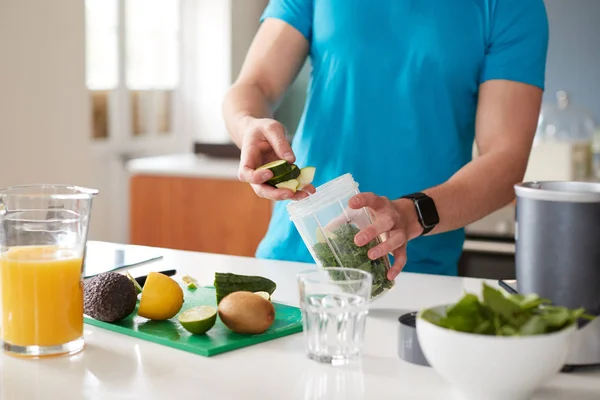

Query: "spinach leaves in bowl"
left=420, top=283, right=595, bottom=336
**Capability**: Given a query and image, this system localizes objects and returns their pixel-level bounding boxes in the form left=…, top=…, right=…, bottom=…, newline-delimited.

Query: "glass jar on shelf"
left=592, top=128, right=600, bottom=180
left=535, top=90, right=596, bottom=180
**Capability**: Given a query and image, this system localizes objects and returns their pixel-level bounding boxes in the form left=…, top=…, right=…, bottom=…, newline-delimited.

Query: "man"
left=222, top=0, right=549, bottom=280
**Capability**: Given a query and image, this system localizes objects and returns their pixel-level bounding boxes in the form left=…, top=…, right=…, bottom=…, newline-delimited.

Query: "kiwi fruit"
left=84, top=272, right=137, bottom=323
left=218, top=291, right=275, bottom=334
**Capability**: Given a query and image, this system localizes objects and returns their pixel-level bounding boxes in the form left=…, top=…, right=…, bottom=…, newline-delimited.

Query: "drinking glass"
left=0, top=184, right=98, bottom=357
left=297, top=268, right=372, bottom=366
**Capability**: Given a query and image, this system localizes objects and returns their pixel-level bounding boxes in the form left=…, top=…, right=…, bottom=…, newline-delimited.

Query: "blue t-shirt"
left=255, top=0, right=549, bottom=276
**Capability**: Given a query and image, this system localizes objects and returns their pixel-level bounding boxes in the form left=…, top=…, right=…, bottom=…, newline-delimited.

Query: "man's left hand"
left=348, top=193, right=422, bottom=280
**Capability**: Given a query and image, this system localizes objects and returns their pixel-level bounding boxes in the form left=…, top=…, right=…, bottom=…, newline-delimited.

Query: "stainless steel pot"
left=514, top=181, right=600, bottom=367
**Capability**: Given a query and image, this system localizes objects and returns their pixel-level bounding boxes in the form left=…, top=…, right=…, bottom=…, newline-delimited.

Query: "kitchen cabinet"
left=129, top=175, right=272, bottom=257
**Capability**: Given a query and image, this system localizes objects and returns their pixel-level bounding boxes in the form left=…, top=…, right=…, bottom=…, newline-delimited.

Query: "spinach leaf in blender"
left=312, top=222, right=393, bottom=298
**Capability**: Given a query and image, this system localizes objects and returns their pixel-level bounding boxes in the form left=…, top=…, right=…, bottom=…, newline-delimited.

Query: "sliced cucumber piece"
left=181, top=275, right=198, bottom=290
left=257, top=159, right=293, bottom=177
left=316, top=228, right=337, bottom=243
left=267, top=164, right=300, bottom=186
left=276, top=179, right=299, bottom=193
left=254, top=291, right=271, bottom=301
left=125, top=271, right=143, bottom=294
left=297, top=166, right=316, bottom=189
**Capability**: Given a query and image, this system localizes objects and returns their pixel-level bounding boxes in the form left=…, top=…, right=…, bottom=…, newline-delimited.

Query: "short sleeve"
left=260, top=0, right=313, bottom=41
left=480, top=0, right=549, bottom=90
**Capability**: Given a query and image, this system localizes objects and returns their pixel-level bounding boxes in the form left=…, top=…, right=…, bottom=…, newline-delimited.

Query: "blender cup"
left=287, top=174, right=395, bottom=299
left=0, top=184, right=98, bottom=357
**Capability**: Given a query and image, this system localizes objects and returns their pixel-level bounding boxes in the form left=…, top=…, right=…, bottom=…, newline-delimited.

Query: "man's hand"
left=222, top=18, right=311, bottom=201
left=348, top=193, right=422, bottom=280
left=238, top=116, right=316, bottom=201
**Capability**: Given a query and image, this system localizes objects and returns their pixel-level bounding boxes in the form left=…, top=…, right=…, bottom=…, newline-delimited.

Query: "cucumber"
left=257, top=159, right=293, bottom=177
left=297, top=166, right=316, bottom=189
left=316, top=228, right=337, bottom=243
left=267, top=164, right=300, bottom=186
left=276, top=179, right=299, bottom=193
left=214, top=272, right=277, bottom=304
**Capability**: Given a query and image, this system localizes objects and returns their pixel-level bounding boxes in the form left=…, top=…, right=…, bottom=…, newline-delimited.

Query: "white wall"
left=0, top=0, right=108, bottom=240
left=0, top=0, right=92, bottom=185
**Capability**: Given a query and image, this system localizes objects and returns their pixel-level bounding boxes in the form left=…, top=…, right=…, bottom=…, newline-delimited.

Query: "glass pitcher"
left=0, top=184, right=98, bottom=357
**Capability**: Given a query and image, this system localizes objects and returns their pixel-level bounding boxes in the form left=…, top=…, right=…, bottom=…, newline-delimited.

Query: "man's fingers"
left=253, top=183, right=295, bottom=201
left=300, top=184, right=316, bottom=194
left=263, top=122, right=295, bottom=163
left=239, top=144, right=272, bottom=184
left=349, top=192, right=388, bottom=210
left=291, top=190, right=310, bottom=201
left=354, top=213, right=394, bottom=247
left=240, top=166, right=272, bottom=184
left=367, top=230, right=407, bottom=260
left=388, top=247, right=407, bottom=280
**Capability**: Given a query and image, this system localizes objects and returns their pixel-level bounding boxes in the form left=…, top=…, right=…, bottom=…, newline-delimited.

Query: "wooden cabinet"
left=129, top=175, right=272, bottom=257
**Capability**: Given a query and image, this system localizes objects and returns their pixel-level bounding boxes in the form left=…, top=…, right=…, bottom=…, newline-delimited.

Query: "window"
left=85, top=0, right=181, bottom=140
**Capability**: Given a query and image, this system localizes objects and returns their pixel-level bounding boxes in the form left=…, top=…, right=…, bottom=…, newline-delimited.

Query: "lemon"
left=254, top=291, right=271, bottom=301
left=178, top=306, right=217, bottom=335
left=138, top=272, right=184, bottom=320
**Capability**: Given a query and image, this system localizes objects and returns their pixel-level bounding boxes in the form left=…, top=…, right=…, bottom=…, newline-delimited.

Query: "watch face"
left=415, top=197, right=440, bottom=228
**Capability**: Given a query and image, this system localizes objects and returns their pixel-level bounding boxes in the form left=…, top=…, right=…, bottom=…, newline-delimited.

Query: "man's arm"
left=348, top=1, right=547, bottom=277
left=396, top=80, right=543, bottom=240
left=222, top=18, right=309, bottom=148
left=222, top=16, right=314, bottom=200
left=396, top=0, right=548, bottom=239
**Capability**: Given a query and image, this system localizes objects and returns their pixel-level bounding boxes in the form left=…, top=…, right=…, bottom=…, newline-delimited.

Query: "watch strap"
left=420, top=224, right=435, bottom=235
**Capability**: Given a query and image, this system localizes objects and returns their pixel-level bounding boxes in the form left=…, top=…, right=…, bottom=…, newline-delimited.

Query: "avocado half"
left=84, top=271, right=137, bottom=323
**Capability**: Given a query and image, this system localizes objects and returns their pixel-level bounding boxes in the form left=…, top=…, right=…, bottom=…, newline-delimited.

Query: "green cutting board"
left=83, top=285, right=303, bottom=356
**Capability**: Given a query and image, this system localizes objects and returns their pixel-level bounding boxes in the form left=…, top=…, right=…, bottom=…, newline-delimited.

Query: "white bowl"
left=416, top=305, right=576, bottom=400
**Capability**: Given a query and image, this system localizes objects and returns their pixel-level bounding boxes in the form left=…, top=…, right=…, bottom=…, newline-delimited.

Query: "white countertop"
left=3, top=244, right=597, bottom=399
left=126, top=153, right=240, bottom=180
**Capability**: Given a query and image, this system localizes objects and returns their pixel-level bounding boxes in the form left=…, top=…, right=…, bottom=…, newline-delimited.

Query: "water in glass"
left=298, top=268, right=372, bottom=366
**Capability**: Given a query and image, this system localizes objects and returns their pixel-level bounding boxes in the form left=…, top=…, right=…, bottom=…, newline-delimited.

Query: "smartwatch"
left=400, top=192, right=440, bottom=236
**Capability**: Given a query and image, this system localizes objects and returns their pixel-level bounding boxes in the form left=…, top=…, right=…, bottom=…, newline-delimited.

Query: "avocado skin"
left=84, top=272, right=137, bottom=323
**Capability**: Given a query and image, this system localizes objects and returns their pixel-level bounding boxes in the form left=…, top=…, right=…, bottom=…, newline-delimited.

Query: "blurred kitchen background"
left=0, top=0, right=598, bottom=280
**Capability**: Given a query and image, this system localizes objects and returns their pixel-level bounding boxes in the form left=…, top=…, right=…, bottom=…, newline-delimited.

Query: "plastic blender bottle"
left=287, top=173, right=395, bottom=299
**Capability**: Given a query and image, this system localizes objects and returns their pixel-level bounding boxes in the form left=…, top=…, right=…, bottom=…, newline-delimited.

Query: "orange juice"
left=0, top=245, right=84, bottom=347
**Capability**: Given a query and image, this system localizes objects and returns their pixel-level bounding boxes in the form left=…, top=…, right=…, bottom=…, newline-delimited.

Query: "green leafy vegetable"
left=312, top=222, right=393, bottom=297
left=420, top=283, right=596, bottom=336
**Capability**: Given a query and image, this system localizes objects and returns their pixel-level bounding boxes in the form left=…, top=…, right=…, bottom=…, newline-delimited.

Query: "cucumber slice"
left=316, top=228, right=337, bottom=243
left=257, top=159, right=293, bottom=177
left=297, top=166, right=316, bottom=189
left=276, top=179, right=299, bottom=193
left=267, top=164, right=300, bottom=186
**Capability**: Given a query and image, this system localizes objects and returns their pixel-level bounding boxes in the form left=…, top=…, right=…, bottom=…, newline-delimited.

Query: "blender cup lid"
left=286, top=173, right=357, bottom=221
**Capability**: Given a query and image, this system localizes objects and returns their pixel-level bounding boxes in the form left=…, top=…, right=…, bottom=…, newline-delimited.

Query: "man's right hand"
left=238, top=116, right=316, bottom=201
